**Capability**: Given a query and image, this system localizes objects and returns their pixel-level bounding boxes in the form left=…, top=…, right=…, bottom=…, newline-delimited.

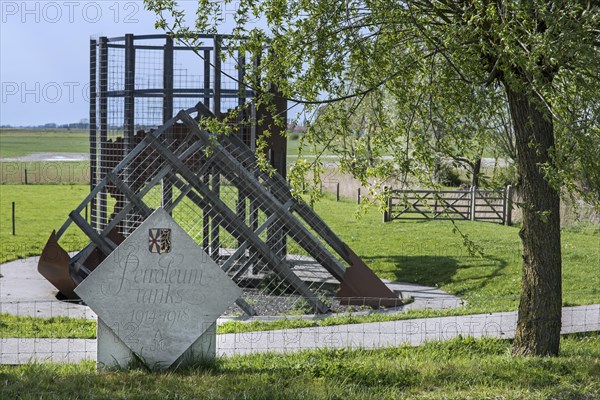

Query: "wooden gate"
left=383, top=186, right=513, bottom=225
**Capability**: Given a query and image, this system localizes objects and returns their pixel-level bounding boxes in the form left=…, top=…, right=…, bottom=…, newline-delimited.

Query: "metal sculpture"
left=38, top=34, right=401, bottom=315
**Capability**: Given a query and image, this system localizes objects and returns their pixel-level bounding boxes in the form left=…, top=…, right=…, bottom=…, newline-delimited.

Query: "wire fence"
left=0, top=162, right=90, bottom=184
left=0, top=299, right=598, bottom=364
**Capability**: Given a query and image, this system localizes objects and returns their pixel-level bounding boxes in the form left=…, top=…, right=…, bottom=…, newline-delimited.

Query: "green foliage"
left=1, top=335, right=599, bottom=399
left=144, top=0, right=600, bottom=205
left=490, top=163, right=519, bottom=189
left=435, top=164, right=466, bottom=188
left=287, top=132, right=300, bottom=141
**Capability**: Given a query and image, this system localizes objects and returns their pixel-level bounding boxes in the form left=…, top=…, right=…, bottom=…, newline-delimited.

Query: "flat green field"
left=0, top=335, right=598, bottom=399
left=0, top=130, right=301, bottom=184
left=0, top=129, right=90, bottom=184
left=0, top=129, right=89, bottom=158
left=0, top=128, right=300, bottom=158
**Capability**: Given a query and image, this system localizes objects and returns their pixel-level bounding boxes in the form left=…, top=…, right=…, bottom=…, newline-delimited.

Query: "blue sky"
left=1, top=1, right=244, bottom=126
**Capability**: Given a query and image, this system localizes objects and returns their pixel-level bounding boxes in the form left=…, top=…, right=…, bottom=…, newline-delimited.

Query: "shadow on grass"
left=363, top=254, right=509, bottom=297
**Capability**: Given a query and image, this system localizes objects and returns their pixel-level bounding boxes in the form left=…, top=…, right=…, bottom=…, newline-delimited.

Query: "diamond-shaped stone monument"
left=75, top=208, right=241, bottom=369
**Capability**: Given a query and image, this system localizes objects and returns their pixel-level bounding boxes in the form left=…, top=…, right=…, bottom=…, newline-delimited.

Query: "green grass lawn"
left=0, top=335, right=598, bottom=399
left=0, top=185, right=89, bottom=263
left=313, top=194, right=599, bottom=311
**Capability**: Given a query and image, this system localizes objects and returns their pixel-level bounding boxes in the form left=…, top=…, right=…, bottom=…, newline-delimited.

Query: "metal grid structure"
left=40, top=34, right=401, bottom=317
left=89, top=34, right=254, bottom=233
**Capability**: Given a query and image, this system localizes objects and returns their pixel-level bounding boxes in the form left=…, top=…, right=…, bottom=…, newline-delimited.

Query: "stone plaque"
left=75, top=208, right=241, bottom=368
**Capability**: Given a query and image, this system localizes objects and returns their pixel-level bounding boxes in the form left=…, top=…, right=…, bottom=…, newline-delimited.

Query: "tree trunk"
left=472, top=158, right=482, bottom=188
left=506, top=87, right=562, bottom=356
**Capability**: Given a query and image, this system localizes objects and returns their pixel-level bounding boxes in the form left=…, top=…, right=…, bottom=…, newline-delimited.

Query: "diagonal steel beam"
left=146, top=132, right=330, bottom=314
left=222, top=199, right=293, bottom=277
left=178, top=111, right=348, bottom=282
left=69, top=211, right=116, bottom=256
left=218, top=121, right=398, bottom=303
left=169, top=176, right=329, bottom=314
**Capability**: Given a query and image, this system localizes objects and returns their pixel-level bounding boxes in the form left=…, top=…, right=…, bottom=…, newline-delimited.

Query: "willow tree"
left=146, top=0, right=600, bottom=356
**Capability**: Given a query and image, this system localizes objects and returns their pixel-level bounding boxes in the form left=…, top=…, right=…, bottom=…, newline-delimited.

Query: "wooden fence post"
left=504, top=185, right=513, bottom=226
left=383, top=186, right=390, bottom=223
left=24, top=169, right=28, bottom=185
left=357, top=187, right=361, bottom=204
left=336, top=182, right=340, bottom=201
left=470, top=186, right=476, bottom=221
left=12, top=202, right=15, bottom=235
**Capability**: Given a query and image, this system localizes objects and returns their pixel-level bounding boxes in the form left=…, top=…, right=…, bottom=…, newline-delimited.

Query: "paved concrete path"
left=0, top=257, right=96, bottom=319
left=1, top=305, right=598, bottom=364
left=0, top=256, right=461, bottom=320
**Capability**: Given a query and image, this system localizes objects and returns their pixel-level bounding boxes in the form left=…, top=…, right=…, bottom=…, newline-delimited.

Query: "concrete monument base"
left=97, top=318, right=216, bottom=370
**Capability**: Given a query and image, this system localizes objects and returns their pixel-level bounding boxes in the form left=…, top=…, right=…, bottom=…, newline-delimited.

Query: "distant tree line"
left=0, top=119, right=89, bottom=129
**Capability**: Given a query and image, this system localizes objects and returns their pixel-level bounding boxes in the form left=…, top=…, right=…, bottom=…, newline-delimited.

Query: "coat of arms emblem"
left=149, top=228, right=172, bottom=254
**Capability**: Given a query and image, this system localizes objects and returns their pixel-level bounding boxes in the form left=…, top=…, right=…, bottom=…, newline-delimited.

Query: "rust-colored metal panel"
left=78, top=228, right=125, bottom=273
left=336, top=244, right=402, bottom=308
left=37, top=231, right=77, bottom=298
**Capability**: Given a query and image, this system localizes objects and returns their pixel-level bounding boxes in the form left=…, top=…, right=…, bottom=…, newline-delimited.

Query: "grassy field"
left=0, top=129, right=90, bottom=184
left=0, top=128, right=300, bottom=159
left=0, top=129, right=89, bottom=158
left=0, top=130, right=300, bottom=184
left=201, top=184, right=597, bottom=308
left=1, top=185, right=597, bottom=308
left=314, top=194, right=599, bottom=310
left=0, top=335, right=598, bottom=399
left=0, top=185, right=89, bottom=263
